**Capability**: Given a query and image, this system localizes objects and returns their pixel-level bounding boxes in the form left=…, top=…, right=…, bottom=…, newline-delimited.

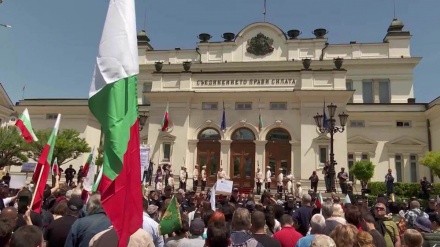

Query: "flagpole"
left=30, top=163, right=45, bottom=210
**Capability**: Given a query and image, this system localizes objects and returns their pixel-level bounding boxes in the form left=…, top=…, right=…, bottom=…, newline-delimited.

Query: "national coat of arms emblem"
left=246, top=33, right=274, bottom=56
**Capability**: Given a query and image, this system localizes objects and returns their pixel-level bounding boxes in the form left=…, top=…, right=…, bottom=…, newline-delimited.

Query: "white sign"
left=140, top=146, right=150, bottom=181
left=216, top=179, right=233, bottom=195
left=9, top=175, right=27, bottom=189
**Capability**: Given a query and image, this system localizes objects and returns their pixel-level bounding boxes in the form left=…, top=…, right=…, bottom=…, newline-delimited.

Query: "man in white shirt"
left=295, top=182, right=303, bottom=203
left=193, top=164, right=199, bottom=192
left=0, top=182, right=17, bottom=210
left=277, top=168, right=284, bottom=194
left=286, top=173, right=294, bottom=195
left=265, top=166, right=272, bottom=192
left=255, top=168, right=263, bottom=195
left=168, top=171, right=174, bottom=190
left=217, top=167, right=226, bottom=180
left=180, top=167, right=187, bottom=192
left=142, top=199, right=164, bottom=247
left=201, top=166, right=207, bottom=191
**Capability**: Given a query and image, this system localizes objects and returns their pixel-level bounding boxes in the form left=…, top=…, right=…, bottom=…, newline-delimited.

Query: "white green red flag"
left=83, top=153, right=96, bottom=192
left=88, top=0, right=142, bottom=245
left=161, top=104, right=169, bottom=131
left=15, top=108, right=38, bottom=143
left=315, top=192, right=323, bottom=208
left=31, top=114, right=61, bottom=213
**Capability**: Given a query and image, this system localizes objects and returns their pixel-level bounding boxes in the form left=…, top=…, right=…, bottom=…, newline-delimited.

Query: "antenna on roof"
left=393, top=0, right=397, bottom=18
left=263, top=0, right=267, bottom=22
left=143, top=1, right=147, bottom=32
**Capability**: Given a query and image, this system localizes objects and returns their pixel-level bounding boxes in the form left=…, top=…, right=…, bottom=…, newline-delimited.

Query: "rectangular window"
left=349, top=120, right=365, bottom=128
left=143, top=82, right=152, bottom=92
left=348, top=153, right=354, bottom=181
left=410, top=154, right=417, bottom=183
left=362, top=80, right=374, bottom=103
left=163, top=143, right=171, bottom=161
left=346, top=80, right=353, bottom=103
left=46, top=113, right=57, bottom=120
left=379, top=79, right=391, bottom=103
left=235, top=102, right=252, bottom=110
left=361, top=153, right=369, bottom=161
left=395, top=154, right=402, bottom=182
left=202, top=102, right=218, bottom=110
left=396, top=121, right=411, bottom=128
left=319, top=146, right=328, bottom=164
left=270, top=102, right=287, bottom=110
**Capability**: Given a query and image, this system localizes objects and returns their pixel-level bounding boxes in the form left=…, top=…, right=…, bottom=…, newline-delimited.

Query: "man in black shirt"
left=65, top=165, right=76, bottom=186
left=45, top=197, right=82, bottom=247
left=292, top=194, right=313, bottom=236
left=251, top=210, right=281, bottom=246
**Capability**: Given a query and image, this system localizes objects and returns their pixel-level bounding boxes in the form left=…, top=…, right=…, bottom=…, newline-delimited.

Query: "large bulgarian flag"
left=31, top=114, right=61, bottom=213
left=88, top=0, right=142, bottom=246
left=15, top=108, right=38, bottom=143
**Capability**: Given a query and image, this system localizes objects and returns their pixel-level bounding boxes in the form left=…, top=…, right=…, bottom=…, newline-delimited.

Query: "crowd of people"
left=0, top=166, right=439, bottom=247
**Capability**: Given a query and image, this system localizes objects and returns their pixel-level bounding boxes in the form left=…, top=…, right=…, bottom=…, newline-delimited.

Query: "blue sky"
left=0, top=0, right=439, bottom=104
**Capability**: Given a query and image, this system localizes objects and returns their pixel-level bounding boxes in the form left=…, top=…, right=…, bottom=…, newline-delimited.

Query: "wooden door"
left=230, top=141, right=255, bottom=188
left=265, top=141, right=291, bottom=188
left=197, top=141, right=220, bottom=187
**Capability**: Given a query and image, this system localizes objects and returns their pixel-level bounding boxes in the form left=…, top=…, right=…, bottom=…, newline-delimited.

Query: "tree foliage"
left=27, top=129, right=90, bottom=166
left=95, top=146, right=103, bottom=168
left=420, top=151, right=440, bottom=179
left=350, top=160, right=375, bottom=183
left=0, top=127, right=31, bottom=168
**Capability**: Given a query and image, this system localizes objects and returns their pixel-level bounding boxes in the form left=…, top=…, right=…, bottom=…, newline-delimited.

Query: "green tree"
left=27, top=129, right=91, bottom=166
left=0, top=127, right=31, bottom=168
left=420, top=151, right=440, bottom=179
left=95, top=146, right=103, bottom=167
left=349, top=160, right=375, bottom=184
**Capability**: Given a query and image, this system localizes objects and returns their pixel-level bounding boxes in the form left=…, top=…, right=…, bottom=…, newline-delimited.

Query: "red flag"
left=161, top=104, right=169, bottom=132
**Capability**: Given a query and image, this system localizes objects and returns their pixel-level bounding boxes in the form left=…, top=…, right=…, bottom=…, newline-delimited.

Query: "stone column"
left=290, top=141, right=301, bottom=179
left=219, top=140, right=232, bottom=178
left=388, top=153, right=395, bottom=171
left=254, top=140, right=267, bottom=191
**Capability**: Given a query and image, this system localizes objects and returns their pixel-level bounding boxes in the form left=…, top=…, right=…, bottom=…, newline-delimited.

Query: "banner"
left=140, top=145, right=150, bottom=181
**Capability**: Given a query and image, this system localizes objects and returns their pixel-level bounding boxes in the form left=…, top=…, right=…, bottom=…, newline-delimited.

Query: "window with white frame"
left=410, top=154, right=417, bottom=183
left=235, top=102, right=252, bottom=110
left=270, top=102, right=287, bottom=110
left=202, top=102, right=218, bottom=110
left=362, top=80, right=374, bottom=103
left=349, top=120, right=365, bottom=128
left=319, top=146, right=328, bottom=164
left=379, top=79, right=391, bottom=103
left=163, top=143, right=171, bottom=162
left=348, top=153, right=354, bottom=181
left=396, top=121, right=411, bottom=128
left=395, top=154, right=402, bottom=182
left=346, top=80, right=353, bottom=103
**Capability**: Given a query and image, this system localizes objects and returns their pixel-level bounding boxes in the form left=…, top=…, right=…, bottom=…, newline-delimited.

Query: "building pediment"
left=387, top=136, right=426, bottom=146
left=386, top=136, right=427, bottom=154
left=159, top=132, right=176, bottom=142
left=347, top=135, right=378, bottom=154
left=313, top=134, right=330, bottom=143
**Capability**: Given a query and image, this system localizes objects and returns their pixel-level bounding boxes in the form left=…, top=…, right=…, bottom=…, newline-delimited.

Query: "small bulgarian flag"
left=161, top=104, right=169, bottom=131
left=15, top=108, right=38, bottom=143
left=315, top=192, right=323, bottom=208
left=51, top=157, right=60, bottom=177
left=82, top=148, right=94, bottom=178
left=31, top=114, right=61, bottom=213
left=87, top=0, right=142, bottom=246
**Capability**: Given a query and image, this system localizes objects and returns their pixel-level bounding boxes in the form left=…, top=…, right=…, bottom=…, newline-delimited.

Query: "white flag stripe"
left=210, top=183, right=216, bottom=211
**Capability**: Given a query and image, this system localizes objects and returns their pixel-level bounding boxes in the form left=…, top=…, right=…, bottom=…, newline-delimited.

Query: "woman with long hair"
left=330, top=224, right=358, bottom=247
left=355, top=231, right=375, bottom=247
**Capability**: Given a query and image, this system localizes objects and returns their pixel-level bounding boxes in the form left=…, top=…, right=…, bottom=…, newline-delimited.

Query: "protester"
left=373, top=202, right=401, bottom=247
left=230, top=208, right=263, bottom=247
left=310, top=234, right=336, bottom=247
left=273, top=214, right=302, bottom=247
left=165, top=214, right=189, bottom=247
left=403, top=229, right=423, bottom=247
left=405, top=200, right=429, bottom=229
left=178, top=218, right=205, bottom=247
left=0, top=217, right=13, bottom=247
left=251, top=210, right=281, bottom=247
left=89, top=227, right=155, bottom=247
left=361, top=211, right=387, bottom=247
left=64, top=165, right=76, bottom=186
left=308, top=171, right=319, bottom=193
left=356, top=231, right=375, bottom=247
left=9, top=225, right=44, bottom=247
left=293, top=194, right=313, bottom=236
left=142, top=198, right=164, bottom=247
left=205, top=221, right=230, bottom=247
left=296, top=214, right=325, bottom=247
left=329, top=224, right=358, bottom=247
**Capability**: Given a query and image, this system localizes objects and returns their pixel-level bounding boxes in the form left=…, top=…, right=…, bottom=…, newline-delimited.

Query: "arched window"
left=232, top=128, right=255, bottom=141
left=198, top=128, right=221, bottom=140
left=266, top=128, right=291, bottom=141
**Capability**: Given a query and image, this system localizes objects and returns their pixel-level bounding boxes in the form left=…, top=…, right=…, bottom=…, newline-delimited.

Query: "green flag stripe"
left=88, top=75, right=138, bottom=181
left=20, top=114, right=38, bottom=140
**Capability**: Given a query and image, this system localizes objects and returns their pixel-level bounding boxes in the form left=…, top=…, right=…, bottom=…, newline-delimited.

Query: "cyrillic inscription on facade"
left=195, top=79, right=296, bottom=86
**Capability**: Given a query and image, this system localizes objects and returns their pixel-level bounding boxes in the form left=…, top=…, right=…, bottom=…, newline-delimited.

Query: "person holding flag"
left=31, top=114, right=61, bottom=214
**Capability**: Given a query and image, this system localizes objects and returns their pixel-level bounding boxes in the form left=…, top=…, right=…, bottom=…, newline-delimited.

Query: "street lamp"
left=313, top=103, right=349, bottom=192
left=138, top=112, right=148, bottom=131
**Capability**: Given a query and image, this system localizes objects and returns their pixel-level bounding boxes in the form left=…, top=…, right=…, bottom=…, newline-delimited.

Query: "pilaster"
left=402, top=153, right=410, bottom=182
left=219, top=140, right=232, bottom=177
left=290, top=141, right=301, bottom=179
left=254, top=140, right=267, bottom=190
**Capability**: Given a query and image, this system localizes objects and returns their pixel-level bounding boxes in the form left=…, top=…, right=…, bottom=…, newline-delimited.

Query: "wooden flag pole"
left=30, top=163, right=45, bottom=209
